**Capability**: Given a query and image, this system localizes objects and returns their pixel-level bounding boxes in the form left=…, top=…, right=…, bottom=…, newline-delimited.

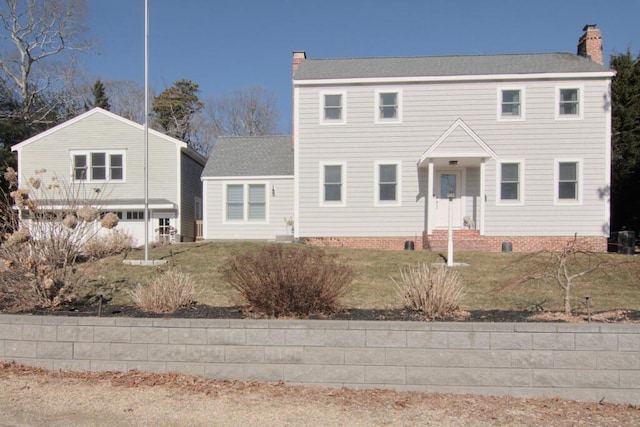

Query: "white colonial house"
left=11, top=108, right=205, bottom=245
left=291, top=25, right=614, bottom=251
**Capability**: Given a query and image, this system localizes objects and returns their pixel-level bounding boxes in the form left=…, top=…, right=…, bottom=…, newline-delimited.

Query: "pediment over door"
left=418, top=118, right=498, bottom=167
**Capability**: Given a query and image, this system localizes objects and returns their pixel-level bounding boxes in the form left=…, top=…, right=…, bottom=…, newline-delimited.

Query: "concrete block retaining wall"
left=1, top=314, right=638, bottom=405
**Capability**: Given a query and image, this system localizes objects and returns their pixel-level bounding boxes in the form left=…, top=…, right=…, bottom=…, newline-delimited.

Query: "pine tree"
left=152, top=79, right=203, bottom=143
left=610, top=50, right=640, bottom=231
left=89, top=79, right=110, bottom=111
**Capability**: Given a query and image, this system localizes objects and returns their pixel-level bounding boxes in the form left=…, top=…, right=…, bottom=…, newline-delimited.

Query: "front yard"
left=80, top=241, right=640, bottom=316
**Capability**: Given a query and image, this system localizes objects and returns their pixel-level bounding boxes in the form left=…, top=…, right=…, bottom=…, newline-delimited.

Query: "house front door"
left=435, top=171, right=462, bottom=228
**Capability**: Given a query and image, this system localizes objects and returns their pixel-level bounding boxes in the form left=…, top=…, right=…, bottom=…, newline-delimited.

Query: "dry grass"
left=79, top=241, right=640, bottom=314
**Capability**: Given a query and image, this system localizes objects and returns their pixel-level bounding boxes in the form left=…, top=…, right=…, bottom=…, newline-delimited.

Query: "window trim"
left=319, top=162, right=347, bottom=207
left=496, top=160, right=525, bottom=206
left=70, top=150, right=126, bottom=183
left=554, top=159, right=583, bottom=205
left=374, top=161, right=402, bottom=207
left=497, top=87, right=525, bottom=121
left=555, top=86, right=584, bottom=120
left=223, top=181, right=269, bottom=223
left=319, top=91, right=347, bottom=125
left=374, top=89, right=402, bottom=124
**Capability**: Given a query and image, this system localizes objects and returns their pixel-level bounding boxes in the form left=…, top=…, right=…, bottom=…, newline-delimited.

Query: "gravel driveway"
left=1, top=362, right=639, bottom=426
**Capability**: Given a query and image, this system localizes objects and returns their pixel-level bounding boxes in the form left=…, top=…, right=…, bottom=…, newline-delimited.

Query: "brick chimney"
left=291, top=51, right=307, bottom=147
left=292, top=51, right=306, bottom=77
left=577, top=24, right=603, bottom=65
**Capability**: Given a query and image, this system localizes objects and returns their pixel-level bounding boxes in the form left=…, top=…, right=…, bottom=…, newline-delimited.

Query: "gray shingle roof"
left=293, top=53, right=612, bottom=80
left=202, top=135, right=293, bottom=177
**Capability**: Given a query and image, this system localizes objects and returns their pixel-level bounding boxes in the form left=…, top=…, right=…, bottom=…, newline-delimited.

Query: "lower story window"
left=323, top=165, right=343, bottom=203
left=379, top=164, right=397, bottom=201
left=226, top=183, right=266, bottom=221
left=500, top=163, right=520, bottom=201
left=126, top=211, right=145, bottom=220
left=558, top=161, right=579, bottom=200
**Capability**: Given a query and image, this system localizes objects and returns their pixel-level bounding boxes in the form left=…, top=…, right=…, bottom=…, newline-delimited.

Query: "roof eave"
left=294, top=71, right=615, bottom=86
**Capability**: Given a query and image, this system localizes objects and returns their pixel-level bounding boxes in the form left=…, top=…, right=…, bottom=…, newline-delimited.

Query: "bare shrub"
left=0, top=169, right=119, bottom=309
left=220, top=244, right=355, bottom=317
left=82, top=230, right=136, bottom=260
left=507, top=235, right=624, bottom=314
left=392, top=263, right=466, bottom=319
left=129, top=270, right=199, bottom=313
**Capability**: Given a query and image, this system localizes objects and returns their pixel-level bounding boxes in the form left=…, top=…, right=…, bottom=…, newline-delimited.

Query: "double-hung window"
left=499, top=162, right=522, bottom=202
left=498, top=88, right=524, bottom=120
left=375, top=162, right=401, bottom=206
left=248, top=184, right=266, bottom=220
left=71, top=151, right=125, bottom=182
left=321, top=163, right=345, bottom=206
left=556, top=161, right=580, bottom=202
left=225, top=183, right=267, bottom=221
left=321, top=92, right=345, bottom=124
left=226, top=184, right=245, bottom=220
left=74, top=155, right=88, bottom=180
left=375, top=89, right=402, bottom=123
left=556, top=87, right=582, bottom=119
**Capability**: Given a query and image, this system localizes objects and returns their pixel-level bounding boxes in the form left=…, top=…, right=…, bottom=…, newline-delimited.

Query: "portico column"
left=427, top=159, right=434, bottom=234
left=480, top=158, right=486, bottom=234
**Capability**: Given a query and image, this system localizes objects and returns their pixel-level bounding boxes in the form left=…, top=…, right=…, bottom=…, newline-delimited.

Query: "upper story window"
left=375, top=89, right=402, bottom=123
left=320, top=92, right=346, bottom=125
left=72, top=151, right=125, bottom=182
left=321, top=162, right=346, bottom=206
left=374, top=161, right=402, bottom=206
left=498, top=88, right=525, bottom=120
left=556, top=87, right=583, bottom=119
left=225, top=183, right=267, bottom=221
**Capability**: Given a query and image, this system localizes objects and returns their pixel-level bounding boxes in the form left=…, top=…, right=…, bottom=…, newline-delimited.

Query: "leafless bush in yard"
left=221, top=244, right=355, bottom=317
left=392, top=263, right=466, bottom=319
left=129, top=270, right=199, bottom=313
left=507, top=234, right=635, bottom=314
left=0, top=168, right=119, bottom=310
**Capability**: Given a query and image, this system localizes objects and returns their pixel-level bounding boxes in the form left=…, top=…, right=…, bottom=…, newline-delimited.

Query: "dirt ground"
left=1, top=362, right=639, bottom=427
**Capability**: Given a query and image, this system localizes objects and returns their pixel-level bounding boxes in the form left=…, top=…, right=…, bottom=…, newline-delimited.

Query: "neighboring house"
left=11, top=108, right=205, bottom=245
left=291, top=25, right=615, bottom=251
left=201, top=135, right=294, bottom=240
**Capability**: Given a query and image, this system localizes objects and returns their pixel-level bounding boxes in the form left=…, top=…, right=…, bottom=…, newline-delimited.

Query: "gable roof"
left=294, top=53, right=613, bottom=81
left=202, top=135, right=293, bottom=178
left=10, top=108, right=205, bottom=165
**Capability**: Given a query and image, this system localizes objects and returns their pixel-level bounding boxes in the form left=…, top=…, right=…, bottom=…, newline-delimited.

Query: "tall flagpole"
left=143, top=0, right=149, bottom=262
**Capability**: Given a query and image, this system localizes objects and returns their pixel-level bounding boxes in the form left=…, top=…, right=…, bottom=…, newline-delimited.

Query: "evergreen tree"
left=89, top=79, right=110, bottom=110
left=152, top=79, right=203, bottom=143
left=610, top=50, right=640, bottom=231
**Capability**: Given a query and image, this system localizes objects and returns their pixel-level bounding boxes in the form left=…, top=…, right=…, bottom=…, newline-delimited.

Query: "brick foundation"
left=302, top=232, right=608, bottom=252
left=301, top=236, right=418, bottom=251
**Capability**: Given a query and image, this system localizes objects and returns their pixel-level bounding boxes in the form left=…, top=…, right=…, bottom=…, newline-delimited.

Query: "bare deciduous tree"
left=102, top=79, right=146, bottom=124
left=195, top=85, right=281, bottom=155
left=0, top=0, right=92, bottom=125
left=507, top=235, right=630, bottom=314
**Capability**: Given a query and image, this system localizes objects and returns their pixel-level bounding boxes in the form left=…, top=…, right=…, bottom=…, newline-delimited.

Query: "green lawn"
left=85, top=241, right=640, bottom=314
